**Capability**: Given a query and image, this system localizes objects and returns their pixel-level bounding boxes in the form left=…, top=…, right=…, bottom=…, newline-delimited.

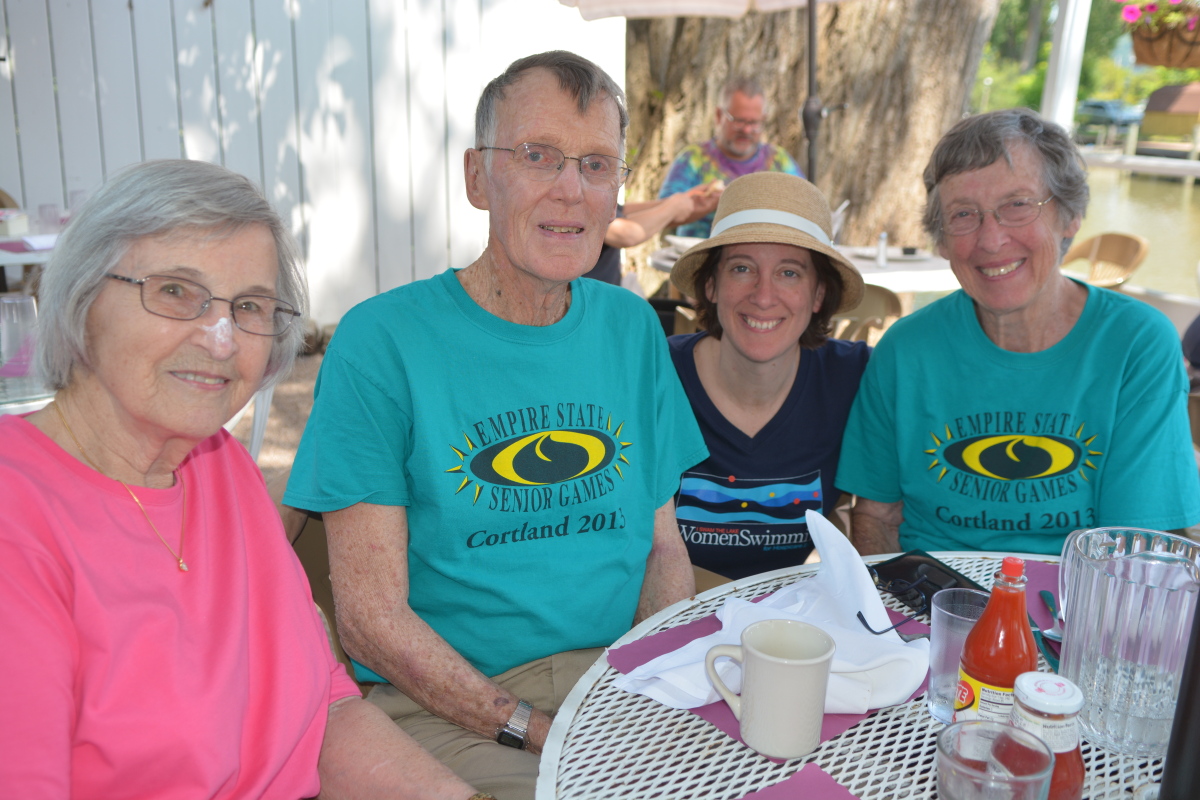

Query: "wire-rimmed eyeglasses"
left=941, top=196, right=1055, bottom=237
left=718, top=108, right=765, bottom=131
left=478, top=143, right=632, bottom=191
left=106, top=273, right=300, bottom=336
left=856, top=569, right=935, bottom=639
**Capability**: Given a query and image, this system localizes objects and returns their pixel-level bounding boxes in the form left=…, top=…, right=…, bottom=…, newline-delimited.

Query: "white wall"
left=0, top=0, right=624, bottom=323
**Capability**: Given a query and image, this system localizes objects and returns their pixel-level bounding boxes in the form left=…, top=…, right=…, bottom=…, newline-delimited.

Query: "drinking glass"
left=937, top=720, right=1054, bottom=800
left=0, top=294, right=37, bottom=375
left=928, top=588, right=990, bottom=724
left=37, top=203, right=61, bottom=234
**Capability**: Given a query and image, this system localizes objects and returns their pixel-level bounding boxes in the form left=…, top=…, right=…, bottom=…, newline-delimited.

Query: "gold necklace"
left=54, top=402, right=189, bottom=572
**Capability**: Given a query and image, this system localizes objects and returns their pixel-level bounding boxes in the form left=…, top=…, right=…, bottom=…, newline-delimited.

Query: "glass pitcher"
left=1058, top=527, right=1200, bottom=757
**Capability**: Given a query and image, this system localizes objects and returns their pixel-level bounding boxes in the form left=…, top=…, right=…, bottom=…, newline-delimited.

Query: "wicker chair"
left=1061, top=233, right=1149, bottom=288
left=831, top=284, right=902, bottom=343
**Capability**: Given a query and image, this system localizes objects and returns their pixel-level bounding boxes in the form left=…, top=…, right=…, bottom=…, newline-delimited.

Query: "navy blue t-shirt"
left=669, top=333, right=870, bottom=579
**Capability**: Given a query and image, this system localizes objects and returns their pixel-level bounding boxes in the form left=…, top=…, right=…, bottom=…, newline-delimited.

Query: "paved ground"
left=229, top=353, right=322, bottom=486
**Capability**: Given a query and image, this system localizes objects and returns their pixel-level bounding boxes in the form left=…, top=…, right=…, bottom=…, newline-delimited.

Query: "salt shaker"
left=876, top=231, right=888, bottom=268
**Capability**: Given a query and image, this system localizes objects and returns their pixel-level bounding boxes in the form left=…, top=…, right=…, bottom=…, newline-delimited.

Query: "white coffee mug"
left=705, top=618, right=835, bottom=759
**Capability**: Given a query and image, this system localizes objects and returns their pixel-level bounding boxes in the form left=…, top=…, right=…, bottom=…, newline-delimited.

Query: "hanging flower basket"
left=1121, top=2, right=1200, bottom=68
left=1131, top=25, right=1200, bottom=68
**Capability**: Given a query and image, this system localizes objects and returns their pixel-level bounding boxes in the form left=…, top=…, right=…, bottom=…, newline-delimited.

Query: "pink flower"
left=1123, top=3, right=1143, bottom=21
left=1170, top=0, right=1184, bottom=5
left=1190, top=15, right=1199, bottom=30
left=1145, top=2, right=1159, bottom=11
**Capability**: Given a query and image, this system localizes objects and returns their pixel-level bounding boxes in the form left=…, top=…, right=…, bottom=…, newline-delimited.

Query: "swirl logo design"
left=446, top=421, right=631, bottom=504
left=942, top=434, right=1081, bottom=480
left=470, top=430, right=615, bottom=486
left=924, top=420, right=1102, bottom=485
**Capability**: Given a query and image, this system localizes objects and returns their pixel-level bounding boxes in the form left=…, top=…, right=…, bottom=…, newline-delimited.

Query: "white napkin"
left=613, top=510, right=930, bottom=714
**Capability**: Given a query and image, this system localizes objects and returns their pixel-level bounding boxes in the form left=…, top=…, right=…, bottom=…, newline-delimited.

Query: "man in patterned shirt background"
left=659, top=76, right=805, bottom=238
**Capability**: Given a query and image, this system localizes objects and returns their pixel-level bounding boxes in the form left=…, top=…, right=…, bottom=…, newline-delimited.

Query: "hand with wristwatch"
left=496, top=699, right=534, bottom=750
left=455, top=701, right=535, bottom=800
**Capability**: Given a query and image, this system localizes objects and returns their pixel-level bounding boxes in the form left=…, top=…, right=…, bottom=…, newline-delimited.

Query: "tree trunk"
left=624, top=0, right=999, bottom=279
left=1020, top=0, right=1046, bottom=74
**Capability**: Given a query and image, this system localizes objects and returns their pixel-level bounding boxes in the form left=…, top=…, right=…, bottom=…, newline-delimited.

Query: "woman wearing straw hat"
left=668, top=171, right=867, bottom=580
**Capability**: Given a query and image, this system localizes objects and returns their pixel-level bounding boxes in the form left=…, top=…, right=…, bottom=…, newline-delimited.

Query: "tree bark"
left=1021, top=0, right=1047, bottom=74
left=624, top=0, right=999, bottom=272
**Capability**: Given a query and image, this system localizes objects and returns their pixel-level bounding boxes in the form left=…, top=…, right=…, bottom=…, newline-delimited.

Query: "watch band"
left=496, top=699, right=533, bottom=749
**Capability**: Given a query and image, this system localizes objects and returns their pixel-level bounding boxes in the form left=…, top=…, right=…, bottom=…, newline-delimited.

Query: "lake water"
left=1078, top=166, right=1200, bottom=299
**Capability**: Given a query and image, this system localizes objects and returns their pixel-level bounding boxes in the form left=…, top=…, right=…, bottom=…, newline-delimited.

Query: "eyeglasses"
left=718, top=109, right=765, bottom=131
left=856, top=571, right=937, bottom=640
left=106, top=273, right=300, bottom=336
left=478, top=143, right=631, bottom=190
left=941, top=196, right=1055, bottom=237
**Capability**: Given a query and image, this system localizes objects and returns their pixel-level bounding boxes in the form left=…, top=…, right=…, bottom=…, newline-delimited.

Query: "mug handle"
left=705, top=644, right=744, bottom=719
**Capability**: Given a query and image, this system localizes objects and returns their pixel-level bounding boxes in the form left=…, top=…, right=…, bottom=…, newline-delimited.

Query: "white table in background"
left=838, top=245, right=960, bottom=296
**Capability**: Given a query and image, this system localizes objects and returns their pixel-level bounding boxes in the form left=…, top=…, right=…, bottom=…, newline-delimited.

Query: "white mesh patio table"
left=535, top=552, right=1164, bottom=799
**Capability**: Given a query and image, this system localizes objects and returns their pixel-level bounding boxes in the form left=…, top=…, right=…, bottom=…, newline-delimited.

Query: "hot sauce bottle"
left=953, top=556, right=1038, bottom=722
left=1011, top=672, right=1086, bottom=800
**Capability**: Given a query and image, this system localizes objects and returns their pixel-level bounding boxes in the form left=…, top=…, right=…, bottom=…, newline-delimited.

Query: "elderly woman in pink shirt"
left=0, top=160, right=481, bottom=800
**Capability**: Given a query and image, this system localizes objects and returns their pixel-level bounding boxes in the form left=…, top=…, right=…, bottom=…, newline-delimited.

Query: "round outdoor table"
left=535, top=552, right=1164, bottom=800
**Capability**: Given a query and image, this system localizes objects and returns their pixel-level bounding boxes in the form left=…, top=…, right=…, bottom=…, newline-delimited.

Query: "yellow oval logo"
left=943, top=434, right=1080, bottom=480
left=470, top=429, right=615, bottom=487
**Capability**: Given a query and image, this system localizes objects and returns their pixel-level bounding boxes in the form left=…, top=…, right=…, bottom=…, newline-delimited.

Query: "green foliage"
left=990, top=0, right=1050, bottom=63
left=975, top=0, right=1200, bottom=115
left=1090, top=57, right=1200, bottom=103
left=1085, top=0, right=1125, bottom=63
left=971, top=44, right=1042, bottom=113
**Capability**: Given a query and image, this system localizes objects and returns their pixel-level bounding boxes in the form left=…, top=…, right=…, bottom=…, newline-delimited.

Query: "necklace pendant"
left=178, top=560, right=189, bottom=572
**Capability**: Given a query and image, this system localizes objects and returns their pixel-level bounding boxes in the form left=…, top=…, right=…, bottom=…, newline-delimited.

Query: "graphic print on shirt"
left=675, top=468, right=821, bottom=553
left=444, top=402, right=633, bottom=548
left=923, top=410, right=1103, bottom=532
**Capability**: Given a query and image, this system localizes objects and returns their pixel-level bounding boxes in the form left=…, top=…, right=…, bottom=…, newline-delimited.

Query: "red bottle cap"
left=1001, top=556, right=1025, bottom=577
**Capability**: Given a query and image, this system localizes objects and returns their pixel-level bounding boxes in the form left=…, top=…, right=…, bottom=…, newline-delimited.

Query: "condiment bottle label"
left=1010, top=704, right=1080, bottom=753
left=954, top=668, right=1015, bottom=722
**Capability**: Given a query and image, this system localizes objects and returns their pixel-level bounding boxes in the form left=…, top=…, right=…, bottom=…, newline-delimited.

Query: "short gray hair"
left=922, top=108, right=1089, bottom=247
left=37, top=159, right=308, bottom=390
left=720, top=76, right=766, bottom=110
left=474, top=50, right=628, bottom=156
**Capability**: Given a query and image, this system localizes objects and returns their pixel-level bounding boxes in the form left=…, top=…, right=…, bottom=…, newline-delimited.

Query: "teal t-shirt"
left=285, top=270, right=707, bottom=678
left=836, top=282, right=1200, bottom=555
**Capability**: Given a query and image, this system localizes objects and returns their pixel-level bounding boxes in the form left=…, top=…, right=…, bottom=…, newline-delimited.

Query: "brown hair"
left=689, top=245, right=844, bottom=350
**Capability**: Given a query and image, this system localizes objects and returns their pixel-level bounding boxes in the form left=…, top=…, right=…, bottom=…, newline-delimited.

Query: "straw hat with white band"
left=670, top=172, right=864, bottom=313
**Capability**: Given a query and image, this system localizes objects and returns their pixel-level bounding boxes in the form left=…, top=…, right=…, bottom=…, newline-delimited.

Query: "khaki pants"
left=366, top=648, right=602, bottom=800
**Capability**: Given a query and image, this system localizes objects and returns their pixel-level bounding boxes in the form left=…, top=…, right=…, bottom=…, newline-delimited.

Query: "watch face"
left=497, top=730, right=526, bottom=749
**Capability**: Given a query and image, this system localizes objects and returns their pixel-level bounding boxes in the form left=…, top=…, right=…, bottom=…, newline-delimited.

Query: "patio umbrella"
left=559, top=0, right=843, bottom=181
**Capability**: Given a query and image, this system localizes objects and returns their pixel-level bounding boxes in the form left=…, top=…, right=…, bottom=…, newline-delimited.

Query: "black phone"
left=869, top=550, right=986, bottom=615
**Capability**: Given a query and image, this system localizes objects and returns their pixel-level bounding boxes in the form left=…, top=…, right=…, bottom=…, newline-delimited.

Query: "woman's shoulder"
left=666, top=331, right=706, bottom=370
left=811, top=339, right=872, bottom=388
left=818, top=337, right=871, bottom=364
left=1083, top=283, right=1180, bottom=342
left=667, top=331, right=705, bottom=354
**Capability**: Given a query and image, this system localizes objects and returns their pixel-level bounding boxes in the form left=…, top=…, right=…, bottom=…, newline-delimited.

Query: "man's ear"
left=465, top=149, right=489, bottom=211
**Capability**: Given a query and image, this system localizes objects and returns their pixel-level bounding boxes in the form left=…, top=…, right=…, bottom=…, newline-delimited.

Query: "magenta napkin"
left=1023, top=559, right=1060, bottom=632
left=737, top=763, right=858, bottom=800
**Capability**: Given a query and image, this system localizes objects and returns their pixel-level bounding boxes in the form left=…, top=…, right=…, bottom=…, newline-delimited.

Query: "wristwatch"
left=496, top=699, right=533, bottom=749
